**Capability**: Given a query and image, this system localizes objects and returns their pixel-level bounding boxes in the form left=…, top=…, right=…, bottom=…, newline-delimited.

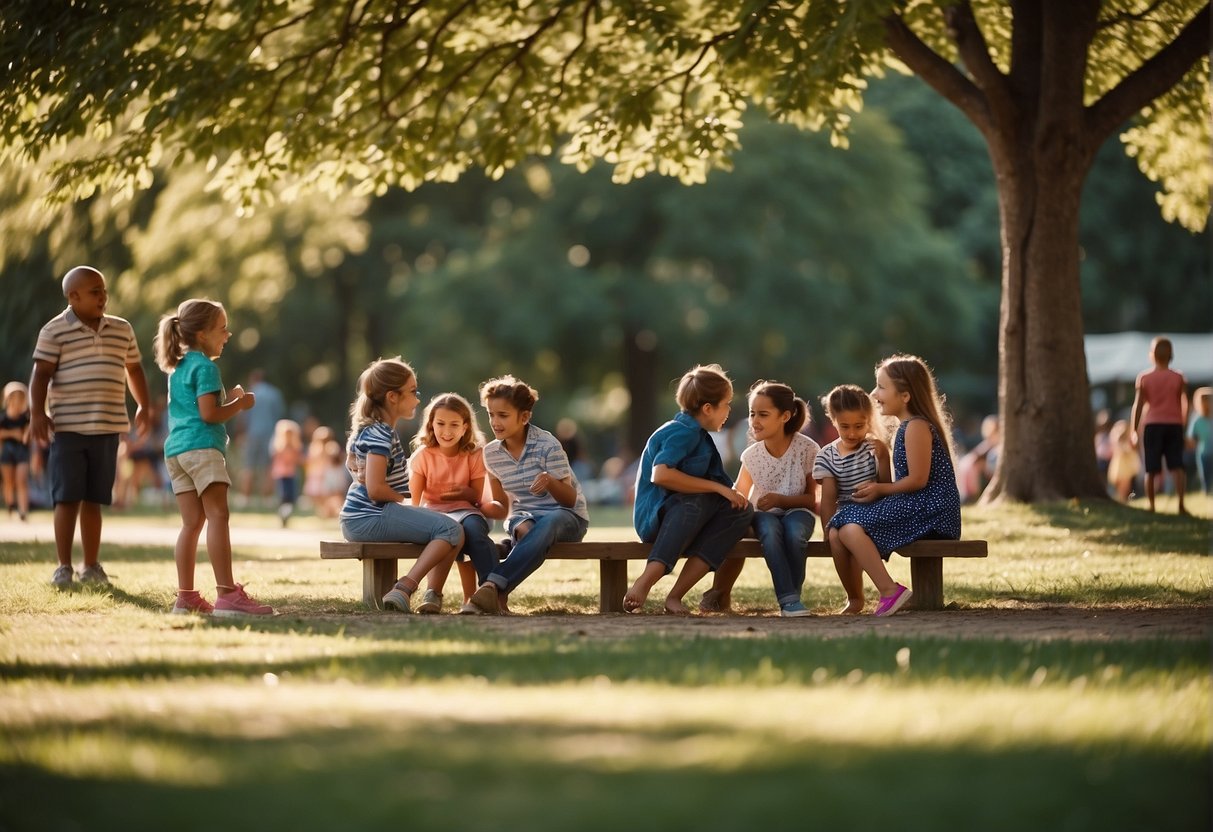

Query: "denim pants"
left=488, top=508, right=588, bottom=593
left=340, top=502, right=463, bottom=547
left=459, top=513, right=500, bottom=584
left=753, top=509, right=816, bottom=606
left=648, top=492, right=754, bottom=573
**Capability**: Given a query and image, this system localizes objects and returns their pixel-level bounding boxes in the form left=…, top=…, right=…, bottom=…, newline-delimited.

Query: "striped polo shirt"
left=339, top=421, right=411, bottom=520
left=32, top=308, right=142, bottom=435
left=483, top=424, right=588, bottom=523
left=812, top=438, right=879, bottom=504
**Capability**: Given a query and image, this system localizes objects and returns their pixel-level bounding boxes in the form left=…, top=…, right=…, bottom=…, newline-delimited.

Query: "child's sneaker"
left=50, top=564, right=74, bottom=589
left=873, top=583, right=912, bottom=617
left=170, top=591, right=214, bottom=615
left=77, top=563, right=111, bottom=585
left=382, top=586, right=413, bottom=613
left=416, top=589, right=442, bottom=614
left=213, top=584, right=273, bottom=617
left=779, top=600, right=812, bottom=618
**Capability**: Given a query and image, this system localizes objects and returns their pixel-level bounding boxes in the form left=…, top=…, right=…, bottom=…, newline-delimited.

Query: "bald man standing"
left=30, top=266, right=151, bottom=589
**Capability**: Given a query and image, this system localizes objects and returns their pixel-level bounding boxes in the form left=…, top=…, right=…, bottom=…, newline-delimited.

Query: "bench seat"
left=320, top=538, right=987, bottom=613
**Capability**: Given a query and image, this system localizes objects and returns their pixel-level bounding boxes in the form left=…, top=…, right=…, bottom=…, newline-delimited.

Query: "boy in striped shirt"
left=30, top=266, right=152, bottom=588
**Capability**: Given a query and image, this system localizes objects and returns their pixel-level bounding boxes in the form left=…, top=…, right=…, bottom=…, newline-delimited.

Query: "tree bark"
left=622, top=324, right=658, bottom=460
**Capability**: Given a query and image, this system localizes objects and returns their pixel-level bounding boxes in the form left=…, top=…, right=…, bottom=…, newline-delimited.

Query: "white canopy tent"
left=1084, top=332, right=1213, bottom=386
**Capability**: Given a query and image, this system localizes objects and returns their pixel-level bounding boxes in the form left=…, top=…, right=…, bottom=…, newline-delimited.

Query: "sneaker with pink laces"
left=213, top=584, right=274, bottom=617
left=873, top=583, right=912, bottom=617
left=170, top=591, right=214, bottom=615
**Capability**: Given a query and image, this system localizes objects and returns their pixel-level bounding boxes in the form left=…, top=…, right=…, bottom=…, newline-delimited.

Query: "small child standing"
left=1130, top=336, right=1189, bottom=514
left=340, top=358, right=463, bottom=613
left=624, top=364, right=754, bottom=615
left=813, top=383, right=891, bottom=614
left=31, top=266, right=152, bottom=588
left=462, top=376, right=589, bottom=615
left=270, top=419, right=303, bottom=526
left=155, top=298, right=273, bottom=616
left=1188, top=388, right=1212, bottom=495
left=826, top=355, right=961, bottom=617
left=1107, top=419, right=1140, bottom=502
left=729, top=381, right=820, bottom=617
left=1, top=381, right=32, bottom=521
left=409, top=393, right=499, bottom=606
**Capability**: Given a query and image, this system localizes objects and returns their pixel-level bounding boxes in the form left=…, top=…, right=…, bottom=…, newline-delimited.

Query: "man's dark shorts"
left=49, top=432, right=120, bottom=505
left=1142, top=423, right=1184, bottom=474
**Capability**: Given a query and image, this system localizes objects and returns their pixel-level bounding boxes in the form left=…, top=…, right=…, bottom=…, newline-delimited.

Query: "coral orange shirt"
left=1136, top=368, right=1186, bottom=426
left=407, top=446, right=486, bottom=513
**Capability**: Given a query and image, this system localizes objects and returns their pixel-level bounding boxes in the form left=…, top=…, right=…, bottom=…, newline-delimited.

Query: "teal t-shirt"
left=164, top=350, right=227, bottom=457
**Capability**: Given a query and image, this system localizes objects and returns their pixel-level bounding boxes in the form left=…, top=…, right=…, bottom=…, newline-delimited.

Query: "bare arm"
left=529, top=471, right=578, bottom=507
left=408, top=469, right=426, bottom=506
left=873, top=439, right=892, bottom=483
left=197, top=385, right=254, bottom=425
left=1129, top=384, right=1145, bottom=447
left=28, top=359, right=55, bottom=446
left=363, top=452, right=406, bottom=504
left=818, top=477, right=838, bottom=531
left=480, top=473, right=510, bottom=520
left=125, top=361, right=152, bottom=437
left=854, top=420, right=933, bottom=501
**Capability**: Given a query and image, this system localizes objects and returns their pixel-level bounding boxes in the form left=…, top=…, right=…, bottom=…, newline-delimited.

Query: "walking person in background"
left=271, top=419, right=303, bottom=526
left=1185, top=387, right=1211, bottom=496
left=1130, top=336, right=1188, bottom=514
left=155, top=298, right=273, bottom=616
left=30, top=266, right=152, bottom=589
left=238, top=368, right=284, bottom=506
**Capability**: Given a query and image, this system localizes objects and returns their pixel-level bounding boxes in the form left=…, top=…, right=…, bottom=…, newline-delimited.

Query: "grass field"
left=0, top=497, right=1209, bottom=831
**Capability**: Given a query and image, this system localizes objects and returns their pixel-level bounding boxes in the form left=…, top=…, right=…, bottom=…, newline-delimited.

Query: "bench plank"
left=322, top=538, right=987, bottom=612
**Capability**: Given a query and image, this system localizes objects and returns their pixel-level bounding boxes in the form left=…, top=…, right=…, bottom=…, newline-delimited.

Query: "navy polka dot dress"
left=827, top=417, right=961, bottom=559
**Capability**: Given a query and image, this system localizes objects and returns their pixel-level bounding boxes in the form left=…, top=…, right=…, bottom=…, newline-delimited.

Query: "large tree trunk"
left=622, top=324, right=658, bottom=459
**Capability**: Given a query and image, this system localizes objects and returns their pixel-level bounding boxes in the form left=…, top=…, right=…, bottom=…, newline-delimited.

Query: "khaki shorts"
left=166, top=448, right=232, bottom=495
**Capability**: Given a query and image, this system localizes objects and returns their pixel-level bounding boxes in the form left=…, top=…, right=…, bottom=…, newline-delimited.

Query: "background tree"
left=2, top=0, right=1207, bottom=500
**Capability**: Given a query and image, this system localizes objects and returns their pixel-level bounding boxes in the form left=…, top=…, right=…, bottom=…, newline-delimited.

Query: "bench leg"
left=909, top=558, right=944, bottom=611
left=362, top=559, right=398, bottom=609
left=600, top=560, right=628, bottom=613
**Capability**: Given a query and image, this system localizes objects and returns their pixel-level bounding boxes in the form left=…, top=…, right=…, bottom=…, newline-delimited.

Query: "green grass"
left=0, top=498, right=1209, bottom=831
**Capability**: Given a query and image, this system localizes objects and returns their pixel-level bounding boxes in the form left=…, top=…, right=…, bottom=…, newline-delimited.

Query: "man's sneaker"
left=779, top=600, right=813, bottom=618
left=213, top=584, right=273, bottom=617
left=51, top=564, right=74, bottom=589
left=382, top=586, right=413, bottom=613
left=416, top=589, right=442, bottom=614
left=873, top=583, right=912, bottom=617
left=171, top=591, right=214, bottom=615
left=77, top=563, right=110, bottom=585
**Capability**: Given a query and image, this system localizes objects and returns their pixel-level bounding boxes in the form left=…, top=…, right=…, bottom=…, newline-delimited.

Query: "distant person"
left=826, top=355, right=961, bottom=617
left=462, top=375, right=589, bottom=615
left=1107, top=419, right=1140, bottom=503
left=409, top=392, right=498, bottom=611
left=155, top=299, right=273, bottom=616
left=1187, top=387, right=1212, bottom=495
left=958, top=414, right=1000, bottom=503
left=813, top=383, right=891, bottom=614
left=1, top=381, right=32, bottom=521
left=1093, top=409, right=1114, bottom=484
left=116, top=397, right=167, bottom=509
left=271, top=419, right=304, bottom=526
left=707, top=381, right=820, bottom=618
left=1130, top=336, right=1188, bottom=514
left=556, top=417, right=595, bottom=485
left=239, top=368, right=285, bottom=505
left=623, top=364, right=752, bottom=615
left=30, top=266, right=152, bottom=589
left=340, top=358, right=463, bottom=613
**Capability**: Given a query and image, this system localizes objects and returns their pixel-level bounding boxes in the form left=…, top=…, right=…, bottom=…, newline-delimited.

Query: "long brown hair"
left=412, top=392, right=485, bottom=453
left=879, top=354, right=956, bottom=461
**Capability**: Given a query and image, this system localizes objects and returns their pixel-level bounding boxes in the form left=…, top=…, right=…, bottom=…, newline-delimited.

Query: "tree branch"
left=882, top=11, right=992, bottom=136
left=1085, top=3, right=1210, bottom=143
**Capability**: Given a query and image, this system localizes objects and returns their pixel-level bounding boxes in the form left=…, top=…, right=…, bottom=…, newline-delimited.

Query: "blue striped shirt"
left=812, top=439, right=879, bottom=504
left=483, top=424, right=588, bottom=523
left=340, top=421, right=410, bottom=520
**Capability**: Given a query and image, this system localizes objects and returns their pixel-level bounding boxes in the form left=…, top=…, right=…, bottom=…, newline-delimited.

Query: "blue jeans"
left=648, top=492, right=754, bottom=573
left=459, top=513, right=500, bottom=584
left=488, top=509, right=588, bottom=593
left=1199, top=453, right=1213, bottom=495
left=340, top=502, right=462, bottom=546
left=753, top=509, right=816, bottom=606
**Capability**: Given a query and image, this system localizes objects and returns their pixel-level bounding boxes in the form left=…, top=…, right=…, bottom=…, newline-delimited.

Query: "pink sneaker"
left=213, top=584, right=274, bottom=617
left=873, top=583, right=912, bottom=617
left=171, top=591, right=214, bottom=615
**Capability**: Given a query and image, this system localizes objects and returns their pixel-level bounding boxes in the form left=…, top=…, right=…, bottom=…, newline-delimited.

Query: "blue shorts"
left=1, top=441, right=29, bottom=466
left=48, top=432, right=120, bottom=505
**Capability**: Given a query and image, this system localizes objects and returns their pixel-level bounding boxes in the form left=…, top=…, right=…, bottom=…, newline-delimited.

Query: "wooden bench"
left=320, top=538, right=987, bottom=612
